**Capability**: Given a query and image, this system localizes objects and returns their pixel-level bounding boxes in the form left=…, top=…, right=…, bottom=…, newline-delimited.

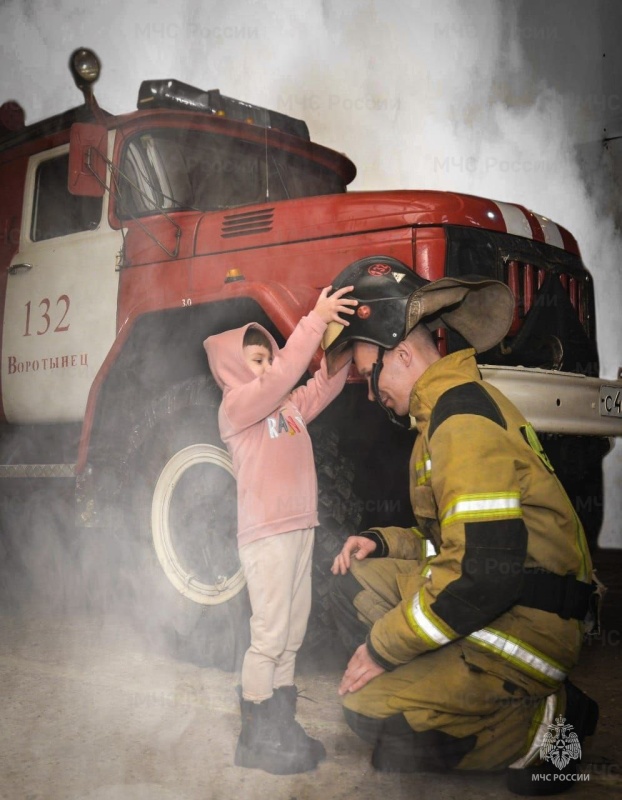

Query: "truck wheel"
left=122, top=376, right=250, bottom=671
left=303, top=421, right=363, bottom=661
left=120, top=377, right=362, bottom=671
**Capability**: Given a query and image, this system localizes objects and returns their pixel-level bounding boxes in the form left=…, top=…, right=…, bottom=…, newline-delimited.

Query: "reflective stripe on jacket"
left=368, top=349, right=592, bottom=687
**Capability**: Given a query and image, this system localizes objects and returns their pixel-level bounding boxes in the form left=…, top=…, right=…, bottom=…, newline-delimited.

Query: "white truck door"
left=2, top=141, right=123, bottom=424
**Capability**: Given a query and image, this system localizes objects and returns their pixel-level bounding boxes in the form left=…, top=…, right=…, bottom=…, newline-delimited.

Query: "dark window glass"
left=31, top=154, right=103, bottom=241
left=116, top=128, right=345, bottom=218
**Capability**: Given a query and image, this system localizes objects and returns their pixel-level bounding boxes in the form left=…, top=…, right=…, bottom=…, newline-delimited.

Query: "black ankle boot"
left=273, top=685, right=327, bottom=762
left=371, top=712, right=475, bottom=773
left=235, top=690, right=320, bottom=774
left=564, top=681, right=598, bottom=741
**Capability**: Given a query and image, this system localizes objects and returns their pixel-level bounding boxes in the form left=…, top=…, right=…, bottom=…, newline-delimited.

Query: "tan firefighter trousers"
left=335, top=557, right=563, bottom=771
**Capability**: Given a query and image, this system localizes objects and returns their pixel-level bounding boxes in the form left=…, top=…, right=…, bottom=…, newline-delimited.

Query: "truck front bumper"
left=480, top=365, right=622, bottom=437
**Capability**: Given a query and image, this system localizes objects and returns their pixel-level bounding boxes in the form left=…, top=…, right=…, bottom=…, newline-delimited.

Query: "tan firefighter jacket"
left=366, top=348, right=593, bottom=689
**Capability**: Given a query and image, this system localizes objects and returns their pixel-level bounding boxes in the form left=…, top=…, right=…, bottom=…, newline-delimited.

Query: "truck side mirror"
left=68, top=122, right=107, bottom=197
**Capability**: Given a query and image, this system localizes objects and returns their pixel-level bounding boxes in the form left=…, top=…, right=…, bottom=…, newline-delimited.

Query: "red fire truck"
left=1, top=49, right=620, bottom=666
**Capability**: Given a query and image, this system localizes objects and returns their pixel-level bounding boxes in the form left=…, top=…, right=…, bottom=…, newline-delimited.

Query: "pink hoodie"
left=204, top=310, right=351, bottom=548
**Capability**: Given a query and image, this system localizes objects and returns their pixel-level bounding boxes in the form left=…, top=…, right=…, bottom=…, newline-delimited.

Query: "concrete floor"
left=0, top=486, right=621, bottom=799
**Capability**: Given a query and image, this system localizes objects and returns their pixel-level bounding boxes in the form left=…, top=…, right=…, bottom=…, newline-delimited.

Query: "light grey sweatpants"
left=238, top=528, right=314, bottom=701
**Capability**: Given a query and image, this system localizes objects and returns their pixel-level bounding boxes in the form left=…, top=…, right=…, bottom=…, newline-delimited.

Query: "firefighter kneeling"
left=324, top=256, right=599, bottom=795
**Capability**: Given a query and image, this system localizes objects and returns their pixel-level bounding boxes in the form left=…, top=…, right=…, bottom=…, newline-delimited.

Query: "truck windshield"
left=116, top=127, right=346, bottom=217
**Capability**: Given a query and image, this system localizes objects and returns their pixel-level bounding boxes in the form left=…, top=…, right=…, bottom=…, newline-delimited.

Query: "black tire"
left=302, top=421, right=363, bottom=664
left=118, top=376, right=362, bottom=671
left=543, top=434, right=608, bottom=550
left=120, top=375, right=250, bottom=671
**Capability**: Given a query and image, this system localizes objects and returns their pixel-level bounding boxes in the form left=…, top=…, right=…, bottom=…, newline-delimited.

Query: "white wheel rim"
left=151, top=443, right=245, bottom=605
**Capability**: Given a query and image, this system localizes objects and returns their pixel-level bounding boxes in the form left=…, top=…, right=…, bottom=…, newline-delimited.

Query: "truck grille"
left=504, top=260, right=592, bottom=338
left=443, top=225, right=597, bottom=373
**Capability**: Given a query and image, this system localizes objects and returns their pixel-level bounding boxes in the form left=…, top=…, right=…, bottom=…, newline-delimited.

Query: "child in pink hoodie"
left=204, top=285, right=356, bottom=774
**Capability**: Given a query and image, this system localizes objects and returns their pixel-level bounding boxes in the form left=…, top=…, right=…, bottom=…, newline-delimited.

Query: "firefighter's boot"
left=273, top=685, right=327, bottom=762
left=369, top=711, right=475, bottom=772
left=234, top=691, right=319, bottom=774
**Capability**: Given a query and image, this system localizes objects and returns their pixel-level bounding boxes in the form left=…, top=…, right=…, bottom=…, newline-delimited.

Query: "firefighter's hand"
left=314, top=285, right=358, bottom=325
left=338, top=643, right=385, bottom=695
left=331, top=536, right=377, bottom=575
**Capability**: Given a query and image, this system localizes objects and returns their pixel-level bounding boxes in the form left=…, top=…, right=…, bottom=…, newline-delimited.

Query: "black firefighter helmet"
left=322, top=255, right=514, bottom=376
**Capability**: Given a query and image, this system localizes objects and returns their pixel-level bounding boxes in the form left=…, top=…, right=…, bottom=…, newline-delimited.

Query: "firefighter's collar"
left=409, top=348, right=479, bottom=432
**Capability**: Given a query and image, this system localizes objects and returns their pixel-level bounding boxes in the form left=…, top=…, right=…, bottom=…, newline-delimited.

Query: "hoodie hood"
left=204, top=323, right=280, bottom=391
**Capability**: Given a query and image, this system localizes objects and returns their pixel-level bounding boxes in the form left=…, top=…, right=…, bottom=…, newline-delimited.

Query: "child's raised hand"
left=314, top=285, right=358, bottom=325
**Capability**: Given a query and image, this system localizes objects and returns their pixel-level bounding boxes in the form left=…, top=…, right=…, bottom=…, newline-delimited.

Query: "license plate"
left=600, top=385, right=622, bottom=417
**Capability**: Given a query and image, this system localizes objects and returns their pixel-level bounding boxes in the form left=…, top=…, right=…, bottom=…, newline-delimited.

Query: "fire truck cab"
left=1, top=49, right=620, bottom=666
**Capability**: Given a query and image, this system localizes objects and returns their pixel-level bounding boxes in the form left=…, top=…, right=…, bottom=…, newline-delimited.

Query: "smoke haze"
left=0, top=0, right=620, bottom=552
left=1, top=4, right=621, bottom=798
